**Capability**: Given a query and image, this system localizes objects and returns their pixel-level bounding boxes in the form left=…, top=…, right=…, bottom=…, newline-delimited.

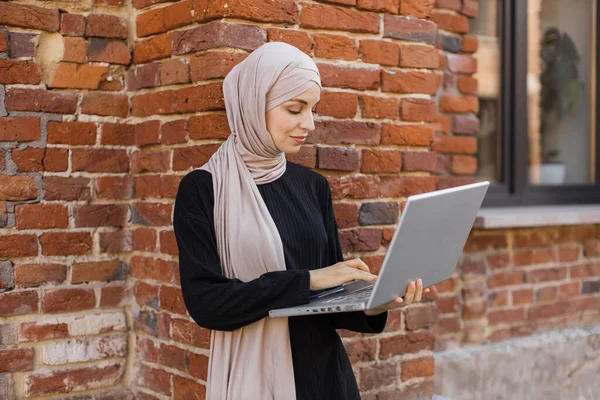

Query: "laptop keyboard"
left=321, top=287, right=373, bottom=304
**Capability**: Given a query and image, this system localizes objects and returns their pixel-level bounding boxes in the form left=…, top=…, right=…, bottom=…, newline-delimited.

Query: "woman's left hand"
left=364, top=279, right=437, bottom=316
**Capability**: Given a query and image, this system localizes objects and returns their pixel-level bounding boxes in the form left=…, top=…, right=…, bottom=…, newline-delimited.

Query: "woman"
left=173, top=42, right=429, bottom=400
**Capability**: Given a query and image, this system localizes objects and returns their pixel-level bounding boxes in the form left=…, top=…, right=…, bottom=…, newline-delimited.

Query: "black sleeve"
left=318, top=176, right=387, bottom=334
left=173, top=172, right=311, bottom=332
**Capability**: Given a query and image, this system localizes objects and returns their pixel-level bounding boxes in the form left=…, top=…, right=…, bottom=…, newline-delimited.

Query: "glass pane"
left=471, top=0, right=503, bottom=183
left=528, top=0, right=597, bottom=185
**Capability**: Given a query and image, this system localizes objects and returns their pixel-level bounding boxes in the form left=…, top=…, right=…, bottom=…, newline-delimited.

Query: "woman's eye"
left=288, top=109, right=301, bottom=115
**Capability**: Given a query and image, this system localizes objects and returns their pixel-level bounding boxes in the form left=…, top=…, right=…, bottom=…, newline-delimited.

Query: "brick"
left=536, top=286, right=558, bottom=302
left=49, top=63, right=109, bottom=89
left=27, top=362, right=123, bottom=397
left=401, top=356, right=434, bottom=381
left=400, top=98, right=437, bottom=122
left=359, top=202, right=399, bottom=225
left=72, top=149, right=129, bottom=173
left=525, top=267, right=567, bottom=283
left=173, top=376, right=206, bottom=400
left=71, top=260, right=126, bottom=285
left=0, top=60, right=41, bottom=84
left=172, top=318, right=210, bottom=348
left=0, top=348, right=34, bottom=373
left=451, top=155, right=477, bottom=174
left=431, top=10, right=469, bottom=33
left=0, top=290, right=39, bottom=316
left=43, top=334, right=127, bottom=365
left=137, top=0, right=193, bottom=37
left=134, top=32, right=173, bottom=63
left=359, top=95, right=397, bottom=120
left=300, top=3, right=379, bottom=33
left=0, top=29, right=7, bottom=52
left=132, top=203, right=173, bottom=226
left=316, top=91, right=358, bottom=119
left=0, top=260, right=13, bottom=292
left=196, top=0, right=297, bottom=24
left=134, top=229, right=158, bottom=252
left=327, top=175, right=381, bottom=200
left=437, top=31, right=462, bottom=53
left=135, top=281, right=159, bottom=308
left=135, top=120, right=161, bottom=147
left=436, top=315, right=461, bottom=334
left=82, top=93, right=129, bottom=118
left=286, top=146, right=317, bottom=169
left=267, top=28, right=313, bottom=54
left=19, top=321, right=68, bottom=342
left=318, top=64, right=380, bottom=91
left=447, top=54, right=477, bottom=73
left=101, top=123, right=135, bottom=146
left=11, top=148, right=43, bottom=172
left=44, top=177, right=91, bottom=201
left=360, top=362, right=396, bottom=391
left=158, top=343, right=187, bottom=372
left=461, top=0, right=479, bottom=18
left=400, top=0, right=435, bottom=17
left=405, top=303, right=437, bottom=330
left=333, top=203, right=359, bottom=229
left=382, top=70, right=438, bottom=95
left=132, top=149, right=170, bottom=173
left=402, top=151, right=437, bottom=172
left=86, top=14, right=128, bottom=39
left=436, top=295, right=458, bottom=313
left=0, top=117, right=40, bottom=142
left=40, top=232, right=92, bottom=256
left=359, top=40, right=398, bottom=67
left=15, top=204, right=67, bottom=230
left=488, top=271, right=523, bottom=288
left=0, top=2, right=59, bottom=32
left=0, top=176, right=38, bottom=203
left=457, top=76, right=478, bottom=94
left=362, top=149, right=402, bottom=173
left=453, top=114, right=480, bottom=134
left=88, top=38, right=131, bottom=65
left=94, top=0, right=125, bottom=5
left=436, top=0, right=462, bottom=10
left=47, top=121, right=96, bottom=146
left=173, top=144, right=220, bottom=170
left=6, top=87, right=78, bottom=114
left=317, top=147, right=360, bottom=171
left=384, top=15, right=437, bottom=43
left=162, top=119, right=188, bottom=144
left=433, top=135, right=477, bottom=154
left=582, top=280, right=600, bottom=294
left=380, top=331, right=435, bottom=358
left=133, top=83, right=224, bottom=116
left=15, top=263, right=67, bottom=288
left=527, top=302, right=569, bottom=321
left=399, top=44, right=439, bottom=68
left=190, top=51, right=246, bottom=82
left=62, top=36, right=86, bottom=63
left=462, top=34, right=479, bottom=53
left=9, top=32, right=37, bottom=58
left=440, top=95, right=479, bottom=113
left=558, top=245, right=580, bottom=262
left=159, top=286, right=186, bottom=315
left=130, top=255, right=175, bottom=283
left=173, top=22, right=265, bottom=56
left=314, top=34, right=357, bottom=60
left=382, top=124, right=433, bottom=146
left=61, top=14, right=85, bottom=36
left=161, top=58, right=190, bottom=85
left=356, top=0, right=398, bottom=13
left=434, top=113, right=452, bottom=134
left=75, top=204, right=129, bottom=228
left=571, top=263, right=600, bottom=279
left=100, top=231, right=133, bottom=254
left=339, top=228, right=382, bottom=252
left=43, top=288, right=95, bottom=314
left=380, top=176, right=438, bottom=197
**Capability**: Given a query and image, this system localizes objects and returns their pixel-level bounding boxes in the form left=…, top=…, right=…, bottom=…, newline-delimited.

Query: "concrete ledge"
left=475, top=205, right=600, bottom=229
left=434, top=325, right=600, bottom=400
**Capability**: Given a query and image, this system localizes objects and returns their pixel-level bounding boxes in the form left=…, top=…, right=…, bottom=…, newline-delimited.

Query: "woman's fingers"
left=404, top=281, right=416, bottom=304
left=346, top=258, right=371, bottom=273
left=414, top=279, right=423, bottom=302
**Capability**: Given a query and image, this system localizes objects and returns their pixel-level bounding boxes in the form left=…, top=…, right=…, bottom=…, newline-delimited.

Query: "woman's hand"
left=364, top=279, right=437, bottom=316
left=309, top=258, right=377, bottom=291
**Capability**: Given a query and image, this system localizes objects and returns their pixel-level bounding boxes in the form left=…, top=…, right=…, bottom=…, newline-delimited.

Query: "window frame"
left=482, top=0, right=600, bottom=207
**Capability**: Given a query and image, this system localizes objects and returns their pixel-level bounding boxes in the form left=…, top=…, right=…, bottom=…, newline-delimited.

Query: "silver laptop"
left=269, top=181, right=490, bottom=318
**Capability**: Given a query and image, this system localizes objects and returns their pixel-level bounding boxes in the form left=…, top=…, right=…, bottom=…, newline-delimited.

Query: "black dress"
left=173, top=161, right=387, bottom=400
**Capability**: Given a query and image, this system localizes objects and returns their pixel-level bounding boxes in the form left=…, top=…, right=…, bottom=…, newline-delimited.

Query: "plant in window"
left=539, top=27, right=585, bottom=163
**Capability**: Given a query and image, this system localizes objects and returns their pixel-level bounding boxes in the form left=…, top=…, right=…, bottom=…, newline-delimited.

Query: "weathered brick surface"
left=1, top=1, right=595, bottom=399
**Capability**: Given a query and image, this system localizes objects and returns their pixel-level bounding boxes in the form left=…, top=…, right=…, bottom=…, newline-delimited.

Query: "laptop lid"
left=366, top=181, right=489, bottom=309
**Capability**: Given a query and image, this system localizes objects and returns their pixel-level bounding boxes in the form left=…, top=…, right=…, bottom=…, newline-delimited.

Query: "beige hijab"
left=199, top=42, right=321, bottom=400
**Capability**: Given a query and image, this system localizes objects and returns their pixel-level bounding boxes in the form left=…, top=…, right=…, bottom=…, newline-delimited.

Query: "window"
left=472, top=0, right=600, bottom=206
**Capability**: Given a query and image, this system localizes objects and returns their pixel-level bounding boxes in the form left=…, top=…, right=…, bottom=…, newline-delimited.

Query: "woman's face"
left=266, top=84, right=320, bottom=154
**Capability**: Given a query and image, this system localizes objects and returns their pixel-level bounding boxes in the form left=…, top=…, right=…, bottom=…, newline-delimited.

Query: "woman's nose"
left=300, top=112, right=315, bottom=132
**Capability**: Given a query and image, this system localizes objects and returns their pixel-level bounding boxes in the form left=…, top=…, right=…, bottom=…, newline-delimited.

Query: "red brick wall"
left=435, top=225, right=600, bottom=351
left=0, top=0, right=488, bottom=399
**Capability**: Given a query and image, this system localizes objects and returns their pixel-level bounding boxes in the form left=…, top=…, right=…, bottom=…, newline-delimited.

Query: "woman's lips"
left=290, top=136, right=307, bottom=144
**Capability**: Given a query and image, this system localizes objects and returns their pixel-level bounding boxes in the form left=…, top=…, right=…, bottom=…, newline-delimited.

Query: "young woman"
left=173, top=42, right=430, bottom=400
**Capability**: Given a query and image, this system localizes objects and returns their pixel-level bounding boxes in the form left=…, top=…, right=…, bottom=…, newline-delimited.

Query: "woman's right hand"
left=309, top=258, right=377, bottom=291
